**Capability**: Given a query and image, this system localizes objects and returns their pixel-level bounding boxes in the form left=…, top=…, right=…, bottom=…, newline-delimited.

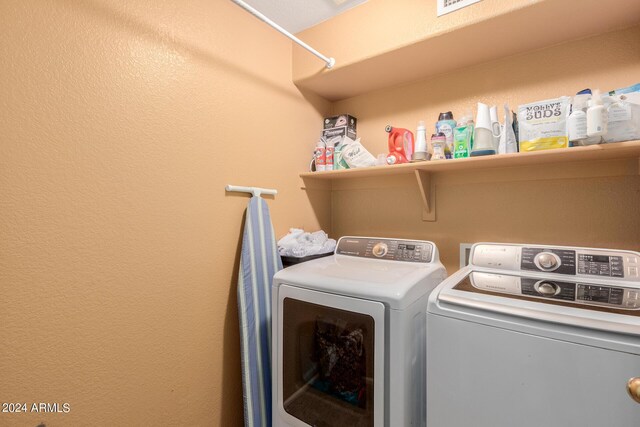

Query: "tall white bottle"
left=489, top=105, right=501, bottom=152
left=413, top=120, right=429, bottom=161
left=568, top=95, right=588, bottom=144
left=586, top=90, right=608, bottom=138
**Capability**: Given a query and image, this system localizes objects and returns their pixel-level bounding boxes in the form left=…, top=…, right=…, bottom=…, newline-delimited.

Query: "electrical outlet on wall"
left=437, top=0, right=482, bottom=17
left=460, top=243, right=473, bottom=268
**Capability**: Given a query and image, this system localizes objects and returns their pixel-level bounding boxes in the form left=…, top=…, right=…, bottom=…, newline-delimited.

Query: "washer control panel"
left=525, top=279, right=640, bottom=309
left=467, top=272, right=640, bottom=310
left=576, top=284, right=630, bottom=306
left=471, top=244, right=640, bottom=280
left=336, top=237, right=433, bottom=263
left=521, top=247, right=576, bottom=275
left=521, top=278, right=575, bottom=301
left=578, top=254, right=624, bottom=277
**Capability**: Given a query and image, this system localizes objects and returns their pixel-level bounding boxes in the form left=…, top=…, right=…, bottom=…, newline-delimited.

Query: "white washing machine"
left=272, top=236, right=447, bottom=427
left=427, top=243, right=640, bottom=427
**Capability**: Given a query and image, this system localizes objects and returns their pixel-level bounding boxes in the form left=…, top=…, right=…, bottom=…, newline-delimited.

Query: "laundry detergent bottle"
left=385, top=125, right=414, bottom=165
left=435, top=112, right=457, bottom=159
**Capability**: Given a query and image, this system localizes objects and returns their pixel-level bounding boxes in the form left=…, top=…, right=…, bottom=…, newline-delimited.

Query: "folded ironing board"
left=237, top=196, right=282, bottom=427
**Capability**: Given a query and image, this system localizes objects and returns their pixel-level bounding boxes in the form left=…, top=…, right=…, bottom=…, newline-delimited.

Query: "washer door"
left=276, top=284, right=385, bottom=427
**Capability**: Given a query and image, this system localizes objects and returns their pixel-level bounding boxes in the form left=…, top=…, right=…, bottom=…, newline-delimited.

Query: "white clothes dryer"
left=427, top=243, right=640, bottom=427
left=272, top=236, right=447, bottom=427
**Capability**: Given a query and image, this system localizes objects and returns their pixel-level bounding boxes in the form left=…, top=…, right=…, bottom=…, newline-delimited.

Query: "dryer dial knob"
left=372, top=242, right=388, bottom=258
left=535, top=281, right=560, bottom=297
left=534, top=252, right=561, bottom=271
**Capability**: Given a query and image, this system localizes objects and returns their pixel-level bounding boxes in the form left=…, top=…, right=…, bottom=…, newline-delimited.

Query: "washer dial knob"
left=535, top=281, right=560, bottom=297
left=534, top=252, right=561, bottom=271
left=372, top=242, right=388, bottom=258
left=628, top=377, right=640, bottom=404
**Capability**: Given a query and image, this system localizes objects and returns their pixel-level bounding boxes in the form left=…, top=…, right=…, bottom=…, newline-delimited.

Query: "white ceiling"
left=241, top=0, right=368, bottom=34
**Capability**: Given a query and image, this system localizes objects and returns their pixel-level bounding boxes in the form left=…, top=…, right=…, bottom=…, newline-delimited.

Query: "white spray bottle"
left=314, top=139, right=326, bottom=171
left=324, top=137, right=335, bottom=170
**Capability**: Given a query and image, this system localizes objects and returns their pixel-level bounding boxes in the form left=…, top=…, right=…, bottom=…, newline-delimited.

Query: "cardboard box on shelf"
left=322, top=114, right=357, bottom=140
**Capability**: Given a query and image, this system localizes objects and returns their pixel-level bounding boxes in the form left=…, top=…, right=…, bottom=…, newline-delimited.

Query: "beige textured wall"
left=2, top=0, right=639, bottom=425
left=330, top=26, right=640, bottom=274
left=0, top=1, right=329, bottom=426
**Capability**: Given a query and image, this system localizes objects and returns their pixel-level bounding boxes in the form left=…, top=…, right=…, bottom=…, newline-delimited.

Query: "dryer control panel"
left=336, top=237, right=433, bottom=263
left=471, top=244, right=640, bottom=281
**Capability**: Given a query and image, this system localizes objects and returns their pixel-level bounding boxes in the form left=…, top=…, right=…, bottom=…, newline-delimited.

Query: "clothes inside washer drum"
left=237, top=196, right=282, bottom=427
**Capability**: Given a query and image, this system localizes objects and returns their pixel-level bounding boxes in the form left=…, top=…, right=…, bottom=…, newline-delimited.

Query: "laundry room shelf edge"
left=300, top=140, right=640, bottom=180
left=300, top=140, right=640, bottom=222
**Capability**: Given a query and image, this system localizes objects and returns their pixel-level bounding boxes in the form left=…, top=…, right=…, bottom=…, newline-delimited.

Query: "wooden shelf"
left=300, top=140, right=640, bottom=221
left=301, top=141, right=640, bottom=180
left=293, top=0, right=640, bottom=101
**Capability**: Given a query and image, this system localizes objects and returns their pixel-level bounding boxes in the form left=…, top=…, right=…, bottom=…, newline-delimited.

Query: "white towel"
left=278, top=228, right=336, bottom=257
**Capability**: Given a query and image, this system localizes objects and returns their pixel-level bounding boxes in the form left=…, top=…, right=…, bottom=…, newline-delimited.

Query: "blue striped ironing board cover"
left=237, top=196, right=282, bottom=427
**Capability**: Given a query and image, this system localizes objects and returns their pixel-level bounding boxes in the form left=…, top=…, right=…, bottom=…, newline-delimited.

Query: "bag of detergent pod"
left=341, top=137, right=377, bottom=168
left=602, top=92, right=640, bottom=143
left=332, top=135, right=351, bottom=170
left=518, top=96, right=571, bottom=151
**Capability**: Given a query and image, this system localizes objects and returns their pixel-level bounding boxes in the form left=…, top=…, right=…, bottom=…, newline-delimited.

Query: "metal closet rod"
left=229, top=0, right=336, bottom=69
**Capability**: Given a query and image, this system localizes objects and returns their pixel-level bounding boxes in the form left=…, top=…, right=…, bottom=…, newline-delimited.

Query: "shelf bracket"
left=414, top=170, right=436, bottom=221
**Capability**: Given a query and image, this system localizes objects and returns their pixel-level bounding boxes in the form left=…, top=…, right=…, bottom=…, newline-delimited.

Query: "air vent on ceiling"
left=437, top=0, right=482, bottom=17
